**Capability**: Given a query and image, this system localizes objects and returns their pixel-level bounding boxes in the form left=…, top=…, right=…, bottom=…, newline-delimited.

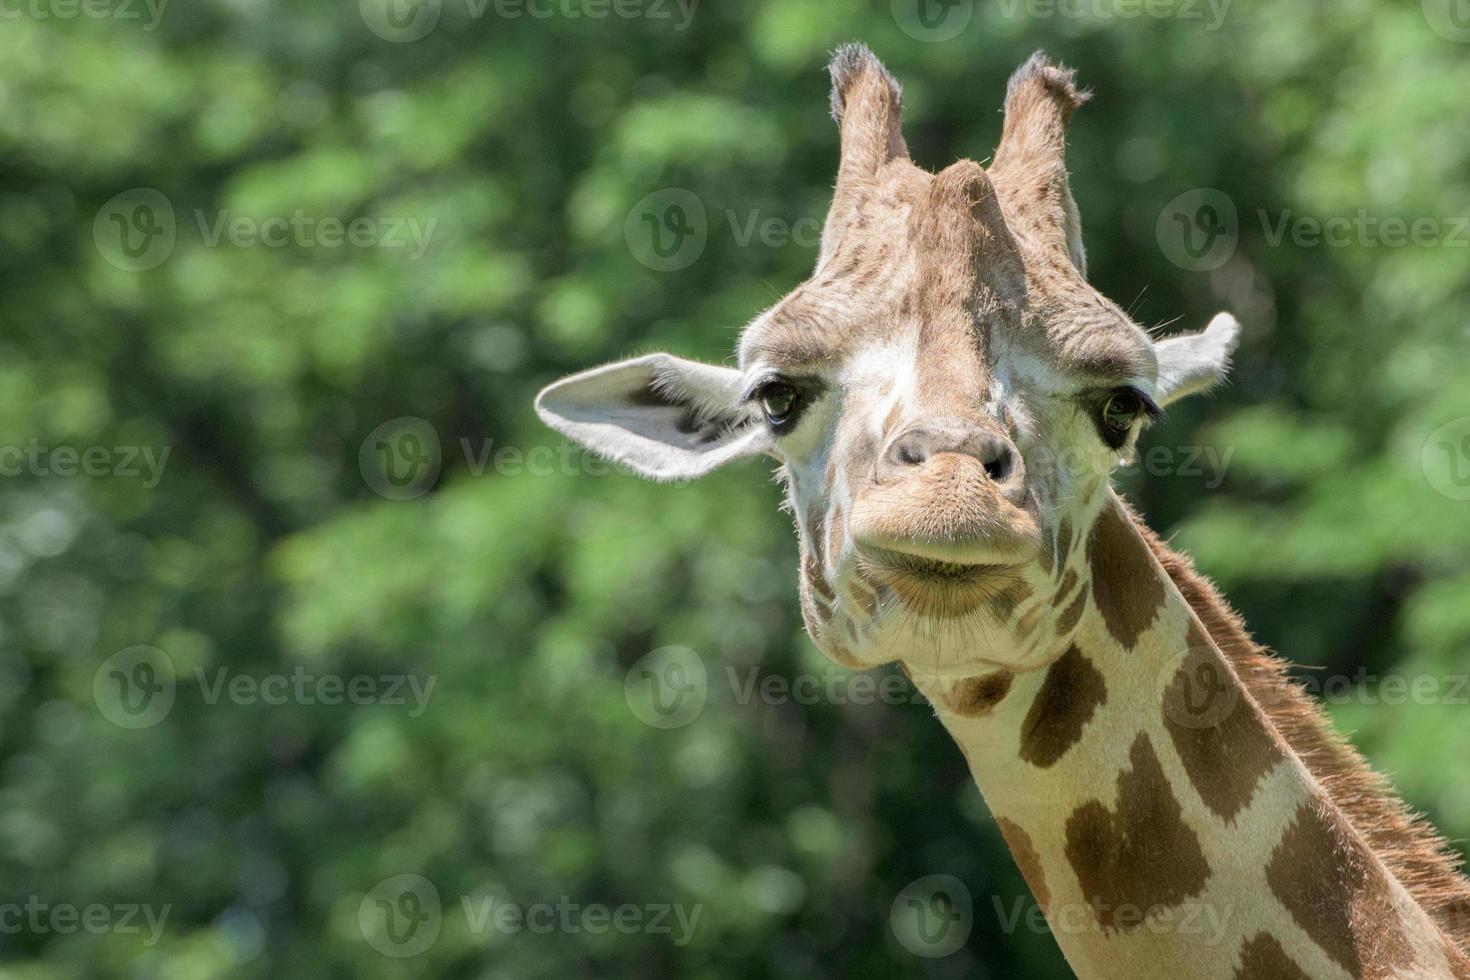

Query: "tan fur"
left=1129, top=503, right=1470, bottom=957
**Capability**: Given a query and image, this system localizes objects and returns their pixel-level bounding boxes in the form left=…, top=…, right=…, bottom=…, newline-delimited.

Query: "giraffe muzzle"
left=849, top=452, right=1043, bottom=568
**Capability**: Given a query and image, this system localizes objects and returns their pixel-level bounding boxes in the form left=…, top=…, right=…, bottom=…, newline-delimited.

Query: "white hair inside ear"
left=534, top=353, right=768, bottom=483
left=1153, top=313, right=1241, bottom=407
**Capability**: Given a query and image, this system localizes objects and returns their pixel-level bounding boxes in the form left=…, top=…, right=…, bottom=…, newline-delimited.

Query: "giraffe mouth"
left=861, top=547, right=1010, bottom=582
left=857, top=547, right=1025, bottom=619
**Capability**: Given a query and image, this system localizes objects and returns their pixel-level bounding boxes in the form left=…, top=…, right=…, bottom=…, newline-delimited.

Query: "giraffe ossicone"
left=537, top=43, right=1470, bottom=979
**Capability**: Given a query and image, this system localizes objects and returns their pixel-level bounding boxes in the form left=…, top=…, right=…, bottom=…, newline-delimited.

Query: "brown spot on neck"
left=1162, top=620, right=1285, bottom=823
left=998, top=817, right=1050, bottom=910
left=939, top=672, right=1014, bottom=718
left=1063, top=734, right=1211, bottom=933
left=1123, top=494, right=1470, bottom=955
left=1265, top=800, right=1416, bottom=978
left=1019, top=645, right=1107, bottom=768
left=1087, top=501, right=1165, bottom=649
left=1234, top=933, right=1311, bottom=980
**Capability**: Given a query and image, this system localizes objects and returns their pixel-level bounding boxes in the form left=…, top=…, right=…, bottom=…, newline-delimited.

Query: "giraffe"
left=534, top=44, right=1470, bottom=978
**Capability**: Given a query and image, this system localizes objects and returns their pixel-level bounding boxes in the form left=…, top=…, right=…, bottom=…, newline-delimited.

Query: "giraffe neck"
left=908, top=493, right=1468, bottom=980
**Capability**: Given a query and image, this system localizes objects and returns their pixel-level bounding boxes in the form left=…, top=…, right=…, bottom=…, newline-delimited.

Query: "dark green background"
left=2, top=0, right=1469, bottom=976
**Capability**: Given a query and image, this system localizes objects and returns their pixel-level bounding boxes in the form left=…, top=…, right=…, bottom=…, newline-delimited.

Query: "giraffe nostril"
left=983, top=446, right=1015, bottom=483
left=886, top=429, right=935, bottom=468
left=896, top=441, right=928, bottom=467
left=883, top=422, right=1022, bottom=487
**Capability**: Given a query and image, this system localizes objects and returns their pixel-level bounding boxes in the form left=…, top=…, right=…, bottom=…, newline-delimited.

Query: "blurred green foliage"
left=0, top=0, right=1467, bottom=977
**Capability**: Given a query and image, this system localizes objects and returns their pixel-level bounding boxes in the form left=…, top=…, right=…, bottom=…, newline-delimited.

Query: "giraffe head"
left=536, top=45, right=1239, bottom=679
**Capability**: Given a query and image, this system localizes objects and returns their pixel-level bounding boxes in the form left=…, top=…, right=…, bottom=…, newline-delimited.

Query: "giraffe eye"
left=1101, top=390, right=1143, bottom=433
left=757, top=381, right=801, bottom=427
left=1092, top=387, right=1159, bottom=450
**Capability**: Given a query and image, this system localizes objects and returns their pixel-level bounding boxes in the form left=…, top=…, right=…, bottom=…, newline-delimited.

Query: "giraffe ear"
left=1153, top=313, right=1241, bottom=407
left=534, top=354, right=768, bottom=482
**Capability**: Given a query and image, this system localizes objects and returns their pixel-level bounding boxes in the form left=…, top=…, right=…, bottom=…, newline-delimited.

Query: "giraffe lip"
left=858, top=546, right=1017, bottom=583
left=857, top=546, right=1026, bottom=620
